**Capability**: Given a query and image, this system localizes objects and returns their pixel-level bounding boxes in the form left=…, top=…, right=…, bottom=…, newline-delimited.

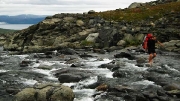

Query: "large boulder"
left=128, top=2, right=143, bottom=8
left=88, top=10, right=96, bottom=14
left=163, top=40, right=180, bottom=52
left=13, top=83, right=74, bottom=101
left=53, top=68, right=92, bottom=83
left=86, top=33, right=99, bottom=42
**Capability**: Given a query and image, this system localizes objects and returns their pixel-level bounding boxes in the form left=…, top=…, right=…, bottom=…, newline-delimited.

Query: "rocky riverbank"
left=2, top=0, right=180, bottom=54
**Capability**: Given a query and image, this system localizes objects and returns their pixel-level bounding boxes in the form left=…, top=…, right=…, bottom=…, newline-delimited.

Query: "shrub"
left=80, top=40, right=95, bottom=47
left=124, top=39, right=141, bottom=47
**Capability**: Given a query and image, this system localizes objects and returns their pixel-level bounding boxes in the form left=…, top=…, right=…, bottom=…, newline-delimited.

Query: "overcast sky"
left=0, top=0, right=156, bottom=16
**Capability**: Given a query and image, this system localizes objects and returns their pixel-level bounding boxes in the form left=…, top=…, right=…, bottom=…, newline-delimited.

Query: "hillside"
left=2, top=0, right=180, bottom=53
left=93, top=1, right=180, bottom=22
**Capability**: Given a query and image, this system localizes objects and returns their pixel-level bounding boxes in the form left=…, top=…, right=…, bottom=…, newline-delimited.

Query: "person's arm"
left=144, top=41, right=148, bottom=51
left=157, top=40, right=163, bottom=46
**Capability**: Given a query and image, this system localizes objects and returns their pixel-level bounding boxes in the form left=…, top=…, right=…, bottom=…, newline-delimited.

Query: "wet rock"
left=37, top=64, right=53, bottom=70
left=6, top=88, right=20, bottom=95
left=111, top=85, right=135, bottom=93
left=64, top=58, right=79, bottom=64
left=44, top=51, right=57, bottom=55
left=53, top=68, right=92, bottom=83
left=58, top=48, right=77, bottom=55
left=96, top=83, right=108, bottom=91
left=136, top=57, right=146, bottom=64
left=136, top=57, right=147, bottom=67
left=113, top=70, right=133, bottom=78
left=143, top=72, right=174, bottom=86
left=98, top=63, right=120, bottom=71
left=13, top=83, right=74, bottom=101
left=114, top=52, right=135, bottom=60
left=79, top=53, right=94, bottom=58
left=19, top=59, right=34, bottom=67
left=93, top=48, right=106, bottom=54
left=163, top=83, right=180, bottom=91
left=13, top=88, right=36, bottom=101
left=70, top=63, right=83, bottom=67
left=34, top=53, right=52, bottom=58
left=166, top=90, right=180, bottom=98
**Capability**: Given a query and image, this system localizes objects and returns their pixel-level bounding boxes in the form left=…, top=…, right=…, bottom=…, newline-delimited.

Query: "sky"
left=0, top=0, right=156, bottom=16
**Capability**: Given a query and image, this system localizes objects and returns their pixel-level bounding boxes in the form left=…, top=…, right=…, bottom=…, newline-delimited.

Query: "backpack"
left=142, top=33, right=153, bottom=49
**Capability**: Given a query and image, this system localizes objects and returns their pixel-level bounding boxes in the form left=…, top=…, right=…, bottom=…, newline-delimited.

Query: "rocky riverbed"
left=0, top=46, right=180, bottom=101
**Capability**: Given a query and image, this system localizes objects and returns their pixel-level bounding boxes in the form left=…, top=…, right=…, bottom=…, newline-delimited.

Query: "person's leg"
left=152, top=53, right=157, bottom=59
left=148, top=53, right=153, bottom=65
left=150, top=53, right=156, bottom=64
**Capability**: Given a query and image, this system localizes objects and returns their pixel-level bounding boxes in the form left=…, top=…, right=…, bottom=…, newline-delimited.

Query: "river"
left=0, top=46, right=180, bottom=101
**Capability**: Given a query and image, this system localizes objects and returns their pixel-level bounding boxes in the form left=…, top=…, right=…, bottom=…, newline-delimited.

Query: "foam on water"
left=132, top=80, right=155, bottom=85
left=64, top=76, right=97, bottom=101
left=75, top=76, right=98, bottom=89
left=20, top=77, right=38, bottom=86
left=74, top=97, right=94, bottom=101
left=98, top=68, right=114, bottom=78
left=131, top=80, right=161, bottom=88
left=63, top=82, right=77, bottom=87
left=31, top=62, right=40, bottom=67
left=39, top=61, right=56, bottom=66
left=81, top=58, right=114, bottom=78
left=164, top=65, right=179, bottom=73
left=45, top=76, right=58, bottom=81
left=125, top=62, right=148, bottom=71
left=71, top=70, right=112, bottom=100
left=84, top=58, right=112, bottom=67
left=31, top=68, right=51, bottom=76
left=79, top=76, right=97, bottom=85
left=0, top=69, right=9, bottom=73
left=0, top=54, right=10, bottom=58
left=13, top=55, right=29, bottom=60
left=29, top=60, right=71, bottom=82
left=0, top=79, right=6, bottom=84
left=31, top=60, right=70, bottom=68
left=80, top=67, right=113, bottom=78
left=73, top=89, right=95, bottom=96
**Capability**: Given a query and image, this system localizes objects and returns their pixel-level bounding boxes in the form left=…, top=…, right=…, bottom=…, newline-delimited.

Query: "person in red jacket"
left=144, top=34, right=163, bottom=66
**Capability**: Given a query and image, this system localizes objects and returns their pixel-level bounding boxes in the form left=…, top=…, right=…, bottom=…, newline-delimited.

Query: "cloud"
left=0, top=0, right=156, bottom=16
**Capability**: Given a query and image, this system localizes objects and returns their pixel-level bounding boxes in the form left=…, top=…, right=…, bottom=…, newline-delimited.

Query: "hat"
left=147, top=33, right=153, bottom=38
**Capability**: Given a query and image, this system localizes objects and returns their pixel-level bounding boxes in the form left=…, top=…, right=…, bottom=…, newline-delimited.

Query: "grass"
left=91, top=1, right=180, bottom=22
left=0, top=28, right=17, bottom=34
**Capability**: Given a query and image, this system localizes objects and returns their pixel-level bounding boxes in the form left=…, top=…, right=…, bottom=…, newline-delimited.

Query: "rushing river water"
left=0, top=46, right=180, bottom=101
left=0, top=48, right=142, bottom=101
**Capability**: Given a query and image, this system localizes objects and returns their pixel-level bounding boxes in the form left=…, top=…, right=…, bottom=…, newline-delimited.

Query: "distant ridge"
left=0, top=14, right=47, bottom=24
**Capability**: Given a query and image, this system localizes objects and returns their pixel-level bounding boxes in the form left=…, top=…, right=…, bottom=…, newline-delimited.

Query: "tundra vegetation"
left=92, top=1, right=180, bottom=22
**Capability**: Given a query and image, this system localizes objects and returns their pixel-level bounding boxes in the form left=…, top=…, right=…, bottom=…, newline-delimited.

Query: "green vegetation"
left=125, top=39, right=142, bottom=47
left=0, top=28, right=17, bottom=34
left=80, top=40, right=95, bottom=47
left=92, top=2, right=180, bottom=22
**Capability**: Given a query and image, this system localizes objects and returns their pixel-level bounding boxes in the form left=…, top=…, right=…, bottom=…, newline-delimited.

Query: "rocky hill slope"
left=2, top=0, right=180, bottom=53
